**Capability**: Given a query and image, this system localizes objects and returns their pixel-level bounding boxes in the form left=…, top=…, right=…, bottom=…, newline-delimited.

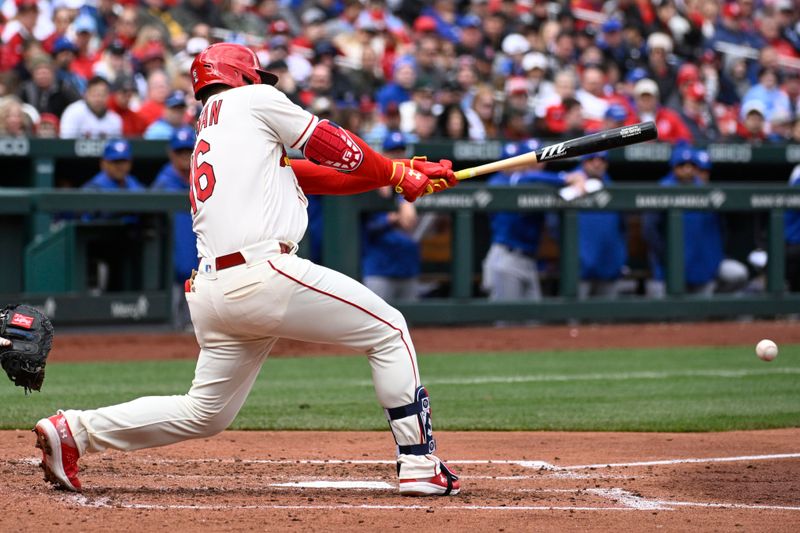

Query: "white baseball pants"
left=63, top=240, right=431, bottom=473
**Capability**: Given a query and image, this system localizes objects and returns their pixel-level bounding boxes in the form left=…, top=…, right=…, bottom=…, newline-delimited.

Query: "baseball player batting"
left=33, top=43, right=460, bottom=496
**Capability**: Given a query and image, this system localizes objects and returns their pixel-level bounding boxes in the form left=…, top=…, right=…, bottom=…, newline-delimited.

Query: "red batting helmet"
left=190, top=43, right=278, bottom=99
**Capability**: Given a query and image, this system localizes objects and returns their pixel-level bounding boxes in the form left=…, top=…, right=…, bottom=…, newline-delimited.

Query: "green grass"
left=2, top=345, right=799, bottom=432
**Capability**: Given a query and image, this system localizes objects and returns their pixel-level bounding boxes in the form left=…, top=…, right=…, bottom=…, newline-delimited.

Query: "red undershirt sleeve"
left=291, top=130, right=395, bottom=195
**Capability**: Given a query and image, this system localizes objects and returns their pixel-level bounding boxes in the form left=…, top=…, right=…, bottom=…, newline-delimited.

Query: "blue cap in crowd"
left=625, top=67, right=648, bottom=84
left=693, top=149, right=712, bottom=170
left=103, top=139, right=132, bottom=161
left=165, top=90, right=187, bottom=108
left=582, top=150, right=608, bottom=161
left=670, top=145, right=695, bottom=167
left=170, top=127, right=196, bottom=151
left=602, top=18, right=622, bottom=33
left=605, top=103, right=628, bottom=122
left=459, top=14, right=482, bottom=29
left=52, top=36, right=78, bottom=55
left=382, top=131, right=406, bottom=152
left=74, top=13, right=97, bottom=34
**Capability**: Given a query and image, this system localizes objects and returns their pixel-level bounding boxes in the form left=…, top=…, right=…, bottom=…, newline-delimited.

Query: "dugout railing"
left=1, top=184, right=799, bottom=325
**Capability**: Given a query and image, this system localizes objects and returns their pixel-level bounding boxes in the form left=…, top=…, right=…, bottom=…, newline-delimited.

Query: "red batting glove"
left=388, top=161, right=434, bottom=202
left=394, top=156, right=458, bottom=196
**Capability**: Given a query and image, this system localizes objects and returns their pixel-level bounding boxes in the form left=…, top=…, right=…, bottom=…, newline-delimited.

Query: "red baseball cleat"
left=33, top=412, right=81, bottom=491
left=399, top=460, right=460, bottom=496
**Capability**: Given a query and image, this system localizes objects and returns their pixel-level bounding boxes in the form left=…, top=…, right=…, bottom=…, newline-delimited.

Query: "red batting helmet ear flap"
left=191, top=43, right=278, bottom=100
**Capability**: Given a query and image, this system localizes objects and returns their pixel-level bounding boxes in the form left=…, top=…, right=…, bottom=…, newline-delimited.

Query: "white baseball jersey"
left=60, top=83, right=445, bottom=490
left=190, top=84, right=319, bottom=259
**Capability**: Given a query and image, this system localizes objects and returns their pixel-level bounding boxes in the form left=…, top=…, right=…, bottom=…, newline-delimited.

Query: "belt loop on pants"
left=214, top=242, right=292, bottom=271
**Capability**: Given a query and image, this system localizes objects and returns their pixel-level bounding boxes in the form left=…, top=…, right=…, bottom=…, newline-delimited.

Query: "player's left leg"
left=267, top=253, right=459, bottom=496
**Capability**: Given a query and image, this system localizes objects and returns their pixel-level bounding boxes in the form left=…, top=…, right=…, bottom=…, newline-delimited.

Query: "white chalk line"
left=562, top=453, right=800, bottom=470
left=350, top=367, right=800, bottom=387
left=65, top=487, right=800, bottom=512
left=21, top=452, right=800, bottom=472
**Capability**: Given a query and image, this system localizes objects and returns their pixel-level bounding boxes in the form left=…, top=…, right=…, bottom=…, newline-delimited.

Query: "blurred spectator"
left=521, top=52, right=553, bottom=115
left=741, top=67, right=791, bottom=123
left=35, top=112, right=59, bottom=138
left=363, top=100, right=403, bottom=144
left=678, top=81, right=720, bottom=142
left=733, top=100, right=768, bottom=143
left=59, top=76, right=122, bottom=139
left=71, top=12, right=100, bottom=81
left=576, top=65, right=610, bottom=130
left=539, top=68, right=578, bottom=128
left=18, top=54, right=79, bottom=117
left=376, top=56, right=417, bottom=113
left=398, top=81, right=433, bottom=136
left=603, top=103, right=630, bottom=129
left=0, top=0, right=39, bottom=72
left=496, top=33, right=530, bottom=78
left=312, top=40, right=356, bottom=104
left=265, top=59, right=300, bottom=105
left=633, top=78, right=692, bottom=144
left=139, top=0, right=188, bottom=50
left=361, top=131, right=420, bottom=302
left=223, top=0, right=266, bottom=36
left=781, top=69, right=800, bottom=118
left=769, top=109, right=794, bottom=143
left=543, top=96, right=584, bottom=139
left=171, top=0, right=224, bottom=36
left=144, top=89, right=188, bottom=139
left=0, top=95, right=34, bottom=136
left=414, top=34, right=446, bottom=90
left=108, top=74, right=147, bottom=137
left=574, top=152, right=627, bottom=300
left=786, top=164, right=800, bottom=292
left=51, top=36, right=85, bottom=95
left=597, top=17, right=627, bottom=73
left=137, top=69, right=171, bottom=126
left=132, top=40, right=169, bottom=80
left=265, top=35, right=311, bottom=86
left=708, top=0, right=764, bottom=51
left=436, top=103, right=469, bottom=140
left=92, top=40, right=131, bottom=85
left=644, top=32, right=677, bottom=105
left=501, top=77, right=534, bottom=138
left=643, top=145, right=747, bottom=297
left=151, top=126, right=197, bottom=330
left=465, top=84, right=499, bottom=141
left=551, top=31, right=578, bottom=73
left=412, top=107, right=437, bottom=141
left=41, top=6, right=72, bottom=54
left=107, top=6, right=140, bottom=51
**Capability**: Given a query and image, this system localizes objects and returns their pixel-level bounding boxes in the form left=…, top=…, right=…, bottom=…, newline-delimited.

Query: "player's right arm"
left=251, top=86, right=455, bottom=201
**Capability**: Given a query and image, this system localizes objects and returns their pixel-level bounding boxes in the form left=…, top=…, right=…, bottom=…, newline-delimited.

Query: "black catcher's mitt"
left=0, top=305, right=53, bottom=393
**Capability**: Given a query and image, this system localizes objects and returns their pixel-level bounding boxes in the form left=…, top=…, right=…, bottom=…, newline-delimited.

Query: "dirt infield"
left=2, top=320, right=799, bottom=531
left=1, top=430, right=799, bottom=531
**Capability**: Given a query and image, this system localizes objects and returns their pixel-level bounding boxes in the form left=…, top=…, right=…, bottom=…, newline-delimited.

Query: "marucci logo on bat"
left=538, top=142, right=567, bottom=161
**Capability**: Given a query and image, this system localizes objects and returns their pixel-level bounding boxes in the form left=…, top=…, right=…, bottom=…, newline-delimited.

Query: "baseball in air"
left=755, top=339, right=778, bottom=362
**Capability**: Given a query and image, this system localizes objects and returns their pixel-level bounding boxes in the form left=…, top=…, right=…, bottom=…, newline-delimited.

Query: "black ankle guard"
left=385, top=386, right=436, bottom=455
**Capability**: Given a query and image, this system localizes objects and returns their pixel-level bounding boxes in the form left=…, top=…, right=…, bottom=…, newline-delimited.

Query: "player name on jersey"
left=197, top=100, right=224, bottom=134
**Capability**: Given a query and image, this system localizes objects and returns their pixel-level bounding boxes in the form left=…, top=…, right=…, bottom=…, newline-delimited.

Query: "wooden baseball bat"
left=454, top=121, right=658, bottom=181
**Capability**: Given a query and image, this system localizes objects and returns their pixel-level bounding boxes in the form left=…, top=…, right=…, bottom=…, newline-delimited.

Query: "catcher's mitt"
left=0, top=305, right=53, bottom=393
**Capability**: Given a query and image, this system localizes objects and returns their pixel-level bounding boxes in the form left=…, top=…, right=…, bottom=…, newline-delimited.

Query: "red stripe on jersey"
left=267, top=260, right=419, bottom=388
left=291, top=115, right=316, bottom=149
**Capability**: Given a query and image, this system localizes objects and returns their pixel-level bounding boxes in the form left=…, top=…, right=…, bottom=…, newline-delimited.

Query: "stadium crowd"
left=0, top=0, right=799, bottom=144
